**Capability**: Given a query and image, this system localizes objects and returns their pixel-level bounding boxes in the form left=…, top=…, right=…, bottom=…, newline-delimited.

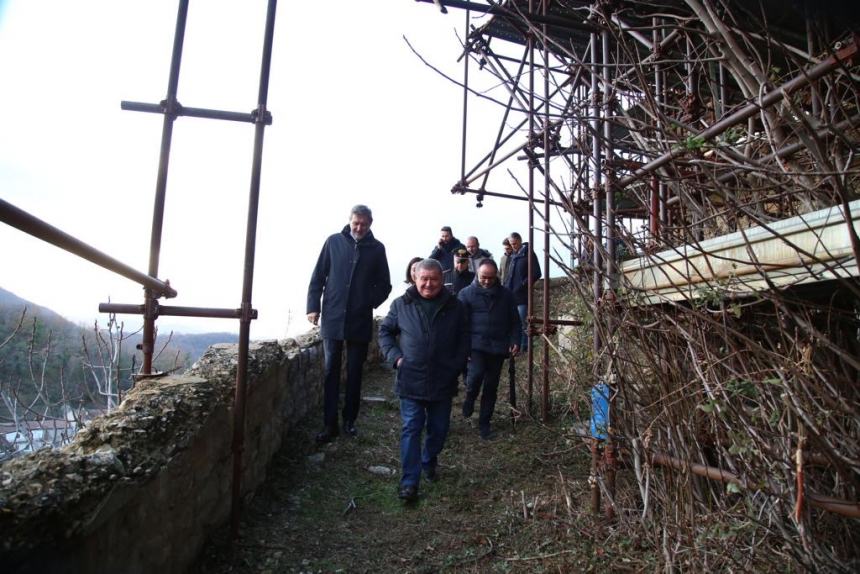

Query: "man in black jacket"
left=458, top=259, right=520, bottom=440
left=442, top=248, right=475, bottom=295
left=307, top=205, right=391, bottom=443
left=379, top=258, right=468, bottom=502
left=503, top=232, right=541, bottom=351
left=429, top=226, right=464, bottom=271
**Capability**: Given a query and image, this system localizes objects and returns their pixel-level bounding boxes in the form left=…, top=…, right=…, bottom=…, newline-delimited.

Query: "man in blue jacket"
left=307, top=205, right=391, bottom=443
left=378, top=258, right=468, bottom=502
left=503, top=232, right=541, bottom=351
left=458, top=259, right=520, bottom=440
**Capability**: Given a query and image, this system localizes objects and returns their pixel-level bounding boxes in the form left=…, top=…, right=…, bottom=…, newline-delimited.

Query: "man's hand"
left=510, top=344, right=520, bottom=357
left=396, top=357, right=403, bottom=369
left=307, top=312, right=320, bottom=325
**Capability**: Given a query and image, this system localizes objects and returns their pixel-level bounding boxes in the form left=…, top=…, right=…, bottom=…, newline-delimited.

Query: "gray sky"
left=0, top=1, right=559, bottom=339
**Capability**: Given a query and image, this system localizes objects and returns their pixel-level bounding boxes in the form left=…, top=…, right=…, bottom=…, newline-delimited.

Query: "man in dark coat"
left=307, top=205, right=391, bottom=443
left=503, top=232, right=541, bottom=351
left=458, top=259, right=520, bottom=440
left=442, top=248, right=475, bottom=295
left=429, top=225, right=464, bottom=271
left=378, top=258, right=468, bottom=502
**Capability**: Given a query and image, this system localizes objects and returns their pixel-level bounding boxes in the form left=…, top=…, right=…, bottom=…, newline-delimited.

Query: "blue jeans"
left=465, top=351, right=506, bottom=433
left=399, top=397, right=452, bottom=487
left=517, top=304, right=529, bottom=351
left=323, top=339, right=368, bottom=429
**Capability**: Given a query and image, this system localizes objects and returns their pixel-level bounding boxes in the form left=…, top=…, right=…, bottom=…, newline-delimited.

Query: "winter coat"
left=378, top=286, right=469, bottom=401
left=499, top=253, right=511, bottom=285
left=307, top=226, right=391, bottom=341
left=443, top=267, right=475, bottom=295
left=458, top=279, right=521, bottom=355
left=467, top=248, right=493, bottom=273
left=503, top=242, right=542, bottom=305
left=429, top=237, right=465, bottom=271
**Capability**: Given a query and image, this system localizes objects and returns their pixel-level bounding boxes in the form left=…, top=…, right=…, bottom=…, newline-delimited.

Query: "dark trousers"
left=323, top=338, right=368, bottom=429
left=465, top=350, right=506, bottom=432
left=517, top=304, right=529, bottom=350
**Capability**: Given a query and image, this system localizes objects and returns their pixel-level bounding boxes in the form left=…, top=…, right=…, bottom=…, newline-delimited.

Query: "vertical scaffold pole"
left=231, top=0, right=278, bottom=540
left=142, top=0, right=190, bottom=375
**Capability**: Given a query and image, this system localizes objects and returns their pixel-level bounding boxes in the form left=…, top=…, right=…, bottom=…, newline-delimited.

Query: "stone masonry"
left=0, top=327, right=375, bottom=574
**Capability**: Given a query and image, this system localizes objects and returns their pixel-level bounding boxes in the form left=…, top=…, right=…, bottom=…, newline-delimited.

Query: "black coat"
left=307, top=226, right=391, bottom=341
left=503, top=242, right=542, bottom=305
left=429, top=237, right=464, bottom=271
left=378, top=287, right=469, bottom=401
left=458, top=279, right=521, bottom=355
left=443, top=268, right=474, bottom=295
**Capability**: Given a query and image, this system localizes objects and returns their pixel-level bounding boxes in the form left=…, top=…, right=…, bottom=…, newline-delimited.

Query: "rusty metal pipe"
left=650, top=451, right=860, bottom=519
left=530, top=317, right=583, bottom=326
left=460, top=7, right=470, bottom=185
left=99, top=302, right=257, bottom=320
left=0, top=198, right=177, bottom=299
left=453, top=185, right=566, bottom=208
left=141, top=0, right=190, bottom=375
left=414, top=0, right=596, bottom=33
left=121, top=101, right=272, bottom=125
left=230, top=0, right=278, bottom=540
left=525, top=0, right=535, bottom=415
left=540, top=0, right=551, bottom=423
left=617, top=41, right=858, bottom=189
left=713, top=113, right=860, bottom=185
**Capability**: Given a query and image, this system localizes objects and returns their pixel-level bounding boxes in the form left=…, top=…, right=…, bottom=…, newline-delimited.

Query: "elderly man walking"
left=307, top=205, right=391, bottom=443
left=379, top=258, right=468, bottom=502
left=458, top=259, right=520, bottom=440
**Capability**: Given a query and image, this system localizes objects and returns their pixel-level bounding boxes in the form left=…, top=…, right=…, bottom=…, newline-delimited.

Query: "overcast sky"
left=0, top=1, right=565, bottom=340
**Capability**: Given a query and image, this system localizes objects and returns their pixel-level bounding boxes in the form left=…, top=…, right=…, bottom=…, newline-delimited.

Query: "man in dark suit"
left=307, top=205, right=391, bottom=443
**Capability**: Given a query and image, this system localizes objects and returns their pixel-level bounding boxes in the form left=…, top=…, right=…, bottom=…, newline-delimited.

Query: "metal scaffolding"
left=0, top=0, right=279, bottom=540
left=417, top=0, right=859, bottom=568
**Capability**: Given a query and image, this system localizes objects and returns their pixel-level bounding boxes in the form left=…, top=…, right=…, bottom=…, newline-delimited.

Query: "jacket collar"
left=470, top=277, right=501, bottom=295
left=340, top=225, right=376, bottom=245
left=404, top=285, right=455, bottom=307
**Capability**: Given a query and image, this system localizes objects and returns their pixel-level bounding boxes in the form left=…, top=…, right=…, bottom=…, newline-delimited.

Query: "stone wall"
left=0, top=327, right=359, bottom=574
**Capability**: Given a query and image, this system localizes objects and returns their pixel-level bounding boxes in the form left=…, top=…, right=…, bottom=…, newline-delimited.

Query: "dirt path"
left=194, top=365, right=624, bottom=573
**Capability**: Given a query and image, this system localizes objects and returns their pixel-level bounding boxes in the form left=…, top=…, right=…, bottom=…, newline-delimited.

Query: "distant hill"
left=0, top=287, right=71, bottom=328
left=0, top=286, right=238, bottom=383
left=124, top=331, right=240, bottom=364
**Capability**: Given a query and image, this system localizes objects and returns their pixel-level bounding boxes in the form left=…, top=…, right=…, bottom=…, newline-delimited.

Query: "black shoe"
left=424, top=466, right=438, bottom=483
left=479, top=428, right=496, bottom=441
left=398, top=484, right=419, bottom=502
left=342, top=420, right=357, bottom=438
left=462, top=397, right=475, bottom=418
left=315, top=426, right=339, bottom=444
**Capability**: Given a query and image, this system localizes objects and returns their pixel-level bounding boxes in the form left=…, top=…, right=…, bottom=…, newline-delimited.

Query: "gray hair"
left=350, top=204, right=373, bottom=222
left=466, top=236, right=479, bottom=245
left=415, top=258, right=443, bottom=275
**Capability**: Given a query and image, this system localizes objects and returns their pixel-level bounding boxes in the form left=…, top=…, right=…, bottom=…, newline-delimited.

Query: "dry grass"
left=193, top=363, right=659, bottom=573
